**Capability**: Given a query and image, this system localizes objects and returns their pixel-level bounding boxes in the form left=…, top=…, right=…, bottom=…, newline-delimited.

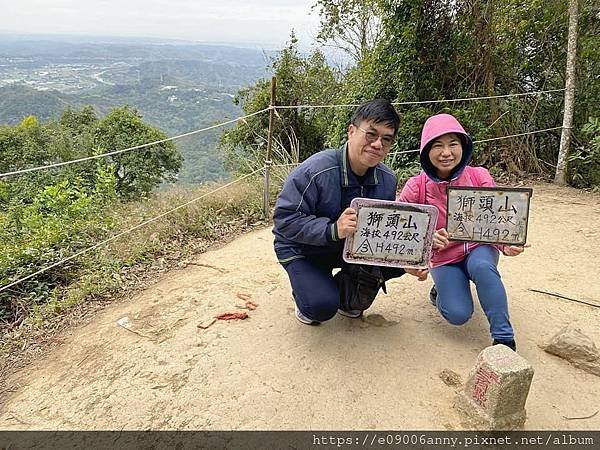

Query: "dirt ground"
left=0, top=182, right=599, bottom=430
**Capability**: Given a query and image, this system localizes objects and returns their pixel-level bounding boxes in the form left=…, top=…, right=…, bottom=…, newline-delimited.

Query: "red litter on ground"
left=245, top=300, right=258, bottom=310
left=215, top=312, right=249, bottom=321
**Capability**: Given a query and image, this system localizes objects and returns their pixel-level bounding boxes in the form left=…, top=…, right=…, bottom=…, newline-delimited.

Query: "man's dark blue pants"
left=282, top=252, right=406, bottom=322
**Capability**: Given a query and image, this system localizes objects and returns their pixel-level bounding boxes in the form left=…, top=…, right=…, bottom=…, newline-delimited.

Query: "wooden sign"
left=446, top=186, right=533, bottom=245
left=343, top=198, right=438, bottom=269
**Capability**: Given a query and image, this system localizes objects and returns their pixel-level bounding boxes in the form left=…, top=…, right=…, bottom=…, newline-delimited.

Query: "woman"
left=398, top=113, right=526, bottom=351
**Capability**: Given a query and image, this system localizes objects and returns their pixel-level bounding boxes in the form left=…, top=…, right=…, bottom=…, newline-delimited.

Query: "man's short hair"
left=350, top=99, right=400, bottom=135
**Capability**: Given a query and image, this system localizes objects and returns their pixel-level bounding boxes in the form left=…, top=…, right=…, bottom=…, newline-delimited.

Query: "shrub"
left=569, top=117, right=600, bottom=189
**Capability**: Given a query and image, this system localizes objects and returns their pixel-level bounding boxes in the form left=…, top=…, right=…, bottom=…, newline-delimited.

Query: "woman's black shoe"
left=429, top=286, right=437, bottom=306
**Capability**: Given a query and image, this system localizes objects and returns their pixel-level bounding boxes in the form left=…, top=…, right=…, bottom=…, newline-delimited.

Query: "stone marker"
left=541, top=325, right=600, bottom=377
left=455, top=345, right=534, bottom=429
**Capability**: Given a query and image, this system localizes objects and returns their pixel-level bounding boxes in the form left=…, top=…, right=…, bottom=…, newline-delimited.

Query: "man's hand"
left=337, top=207, right=357, bottom=239
left=405, top=268, right=429, bottom=281
left=502, top=244, right=529, bottom=257
left=433, top=228, right=450, bottom=250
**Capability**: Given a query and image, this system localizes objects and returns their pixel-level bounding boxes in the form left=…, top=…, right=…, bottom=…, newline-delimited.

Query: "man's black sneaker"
left=493, top=339, right=517, bottom=352
left=337, top=308, right=363, bottom=318
left=295, top=303, right=320, bottom=325
left=429, top=286, right=437, bottom=306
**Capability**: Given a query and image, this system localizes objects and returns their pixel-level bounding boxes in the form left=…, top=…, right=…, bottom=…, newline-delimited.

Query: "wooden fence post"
left=263, top=76, right=277, bottom=220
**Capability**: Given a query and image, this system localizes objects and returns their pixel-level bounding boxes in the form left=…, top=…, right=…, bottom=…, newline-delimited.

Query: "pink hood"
left=398, top=113, right=499, bottom=268
left=419, top=113, right=473, bottom=182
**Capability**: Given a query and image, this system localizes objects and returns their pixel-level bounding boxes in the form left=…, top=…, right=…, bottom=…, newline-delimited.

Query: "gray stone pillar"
left=455, top=345, right=534, bottom=429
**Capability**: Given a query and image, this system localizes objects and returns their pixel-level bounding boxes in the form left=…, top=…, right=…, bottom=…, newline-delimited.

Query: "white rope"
left=0, top=108, right=270, bottom=179
left=273, top=89, right=565, bottom=110
left=0, top=168, right=263, bottom=293
left=387, top=126, right=563, bottom=157
left=271, top=163, right=300, bottom=168
left=1, top=89, right=565, bottom=178
left=473, top=126, right=563, bottom=143
left=394, top=89, right=565, bottom=106
left=275, top=103, right=361, bottom=110
left=539, top=159, right=558, bottom=169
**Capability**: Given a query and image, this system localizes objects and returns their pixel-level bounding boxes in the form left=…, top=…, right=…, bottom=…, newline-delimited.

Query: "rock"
left=455, top=345, right=534, bottom=430
left=541, top=325, right=600, bottom=377
left=439, top=369, right=462, bottom=387
left=116, top=316, right=132, bottom=330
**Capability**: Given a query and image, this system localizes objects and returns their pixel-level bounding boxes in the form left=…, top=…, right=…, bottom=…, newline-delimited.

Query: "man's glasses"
left=356, top=126, right=395, bottom=148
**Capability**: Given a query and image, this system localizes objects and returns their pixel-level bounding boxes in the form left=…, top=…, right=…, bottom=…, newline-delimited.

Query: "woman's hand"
left=502, top=244, right=529, bottom=257
left=432, top=228, right=450, bottom=250
left=405, top=268, right=429, bottom=281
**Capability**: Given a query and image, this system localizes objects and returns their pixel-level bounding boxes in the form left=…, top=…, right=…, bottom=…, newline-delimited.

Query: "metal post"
left=263, top=76, right=277, bottom=220
left=554, top=0, right=579, bottom=185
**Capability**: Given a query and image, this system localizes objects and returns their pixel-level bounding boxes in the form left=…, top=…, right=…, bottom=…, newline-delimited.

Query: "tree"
left=216, top=0, right=598, bottom=185
left=312, top=0, right=382, bottom=63
left=312, top=0, right=599, bottom=183
left=0, top=105, right=182, bottom=322
left=1, top=106, right=183, bottom=206
left=219, top=33, right=340, bottom=170
left=93, top=106, right=182, bottom=199
left=555, top=0, right=580, bottom=185
left=0, top=116, right=61, bottom=209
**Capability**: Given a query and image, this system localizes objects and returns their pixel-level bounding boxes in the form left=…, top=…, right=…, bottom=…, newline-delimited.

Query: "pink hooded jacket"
left=398, top=114, right=496, bottom=268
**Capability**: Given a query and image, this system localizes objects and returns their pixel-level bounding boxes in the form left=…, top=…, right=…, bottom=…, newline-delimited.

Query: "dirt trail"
left=1, top=183, right=599, bottom=430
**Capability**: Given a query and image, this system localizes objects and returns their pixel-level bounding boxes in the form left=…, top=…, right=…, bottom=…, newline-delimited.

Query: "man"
left=273, top=99, right=427, bottom=325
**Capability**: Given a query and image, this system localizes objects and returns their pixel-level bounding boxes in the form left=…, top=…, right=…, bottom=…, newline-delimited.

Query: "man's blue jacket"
left=272, top=143, right=398, bottom=264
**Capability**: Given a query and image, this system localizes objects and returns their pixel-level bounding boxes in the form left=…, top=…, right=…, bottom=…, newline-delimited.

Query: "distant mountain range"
left=0, top=34, right=275, bottom=183
left=0, top=32, right=284, bottom=50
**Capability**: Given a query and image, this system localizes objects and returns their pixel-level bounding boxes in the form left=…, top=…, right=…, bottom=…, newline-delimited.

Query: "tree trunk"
left=554, top=0, right=579, bottom=185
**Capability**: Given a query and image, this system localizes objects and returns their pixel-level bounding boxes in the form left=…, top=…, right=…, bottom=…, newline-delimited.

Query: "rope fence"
left=474, top=126, right=563, bottom=144
left=0, top=89, right=564, bottom=179
left=386, top=126, right=564, bottom=157
left=0, top=168, right=263, bottom=293
left=274, top=88, right=565, bottom=110
left=0, top=86, right=569, bottom=293
left=269, top=124, right=564, bottom=169
left=0, top=108, right=270, bottom=179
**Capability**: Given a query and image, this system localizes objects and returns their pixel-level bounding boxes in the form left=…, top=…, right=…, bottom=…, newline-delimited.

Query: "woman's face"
left=428, top=132, right=463, bottom=179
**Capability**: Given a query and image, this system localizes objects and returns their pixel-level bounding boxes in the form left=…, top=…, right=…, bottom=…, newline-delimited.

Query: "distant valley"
left=0, top=35, right=273, bottom=183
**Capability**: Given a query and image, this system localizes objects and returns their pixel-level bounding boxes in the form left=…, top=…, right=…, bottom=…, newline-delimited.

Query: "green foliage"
left=312, top=0, right=382, bottom=62
left=0, top=105, right=185, bottom=323
left=93, top=106, right=182, bottom=199
left=0, top=173, right=117, bottom=322
left=0, top=106, right=182, bottom=209
left=569, top=117, right=600, bottom=189
left=0, top=175, right=265, bottom=335
left=0, top=116, right=67, bottom=208
left=219, top=33, right=340, bottom=170
left=307, top=0, right=598, bottom=184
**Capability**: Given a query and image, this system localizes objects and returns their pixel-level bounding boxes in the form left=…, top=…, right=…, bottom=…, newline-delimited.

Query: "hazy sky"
left=1, top=0, right=322, bottom=48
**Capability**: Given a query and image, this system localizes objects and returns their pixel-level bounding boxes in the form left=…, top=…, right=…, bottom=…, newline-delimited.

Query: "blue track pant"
left=430, top=245, right=514, bottom=341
